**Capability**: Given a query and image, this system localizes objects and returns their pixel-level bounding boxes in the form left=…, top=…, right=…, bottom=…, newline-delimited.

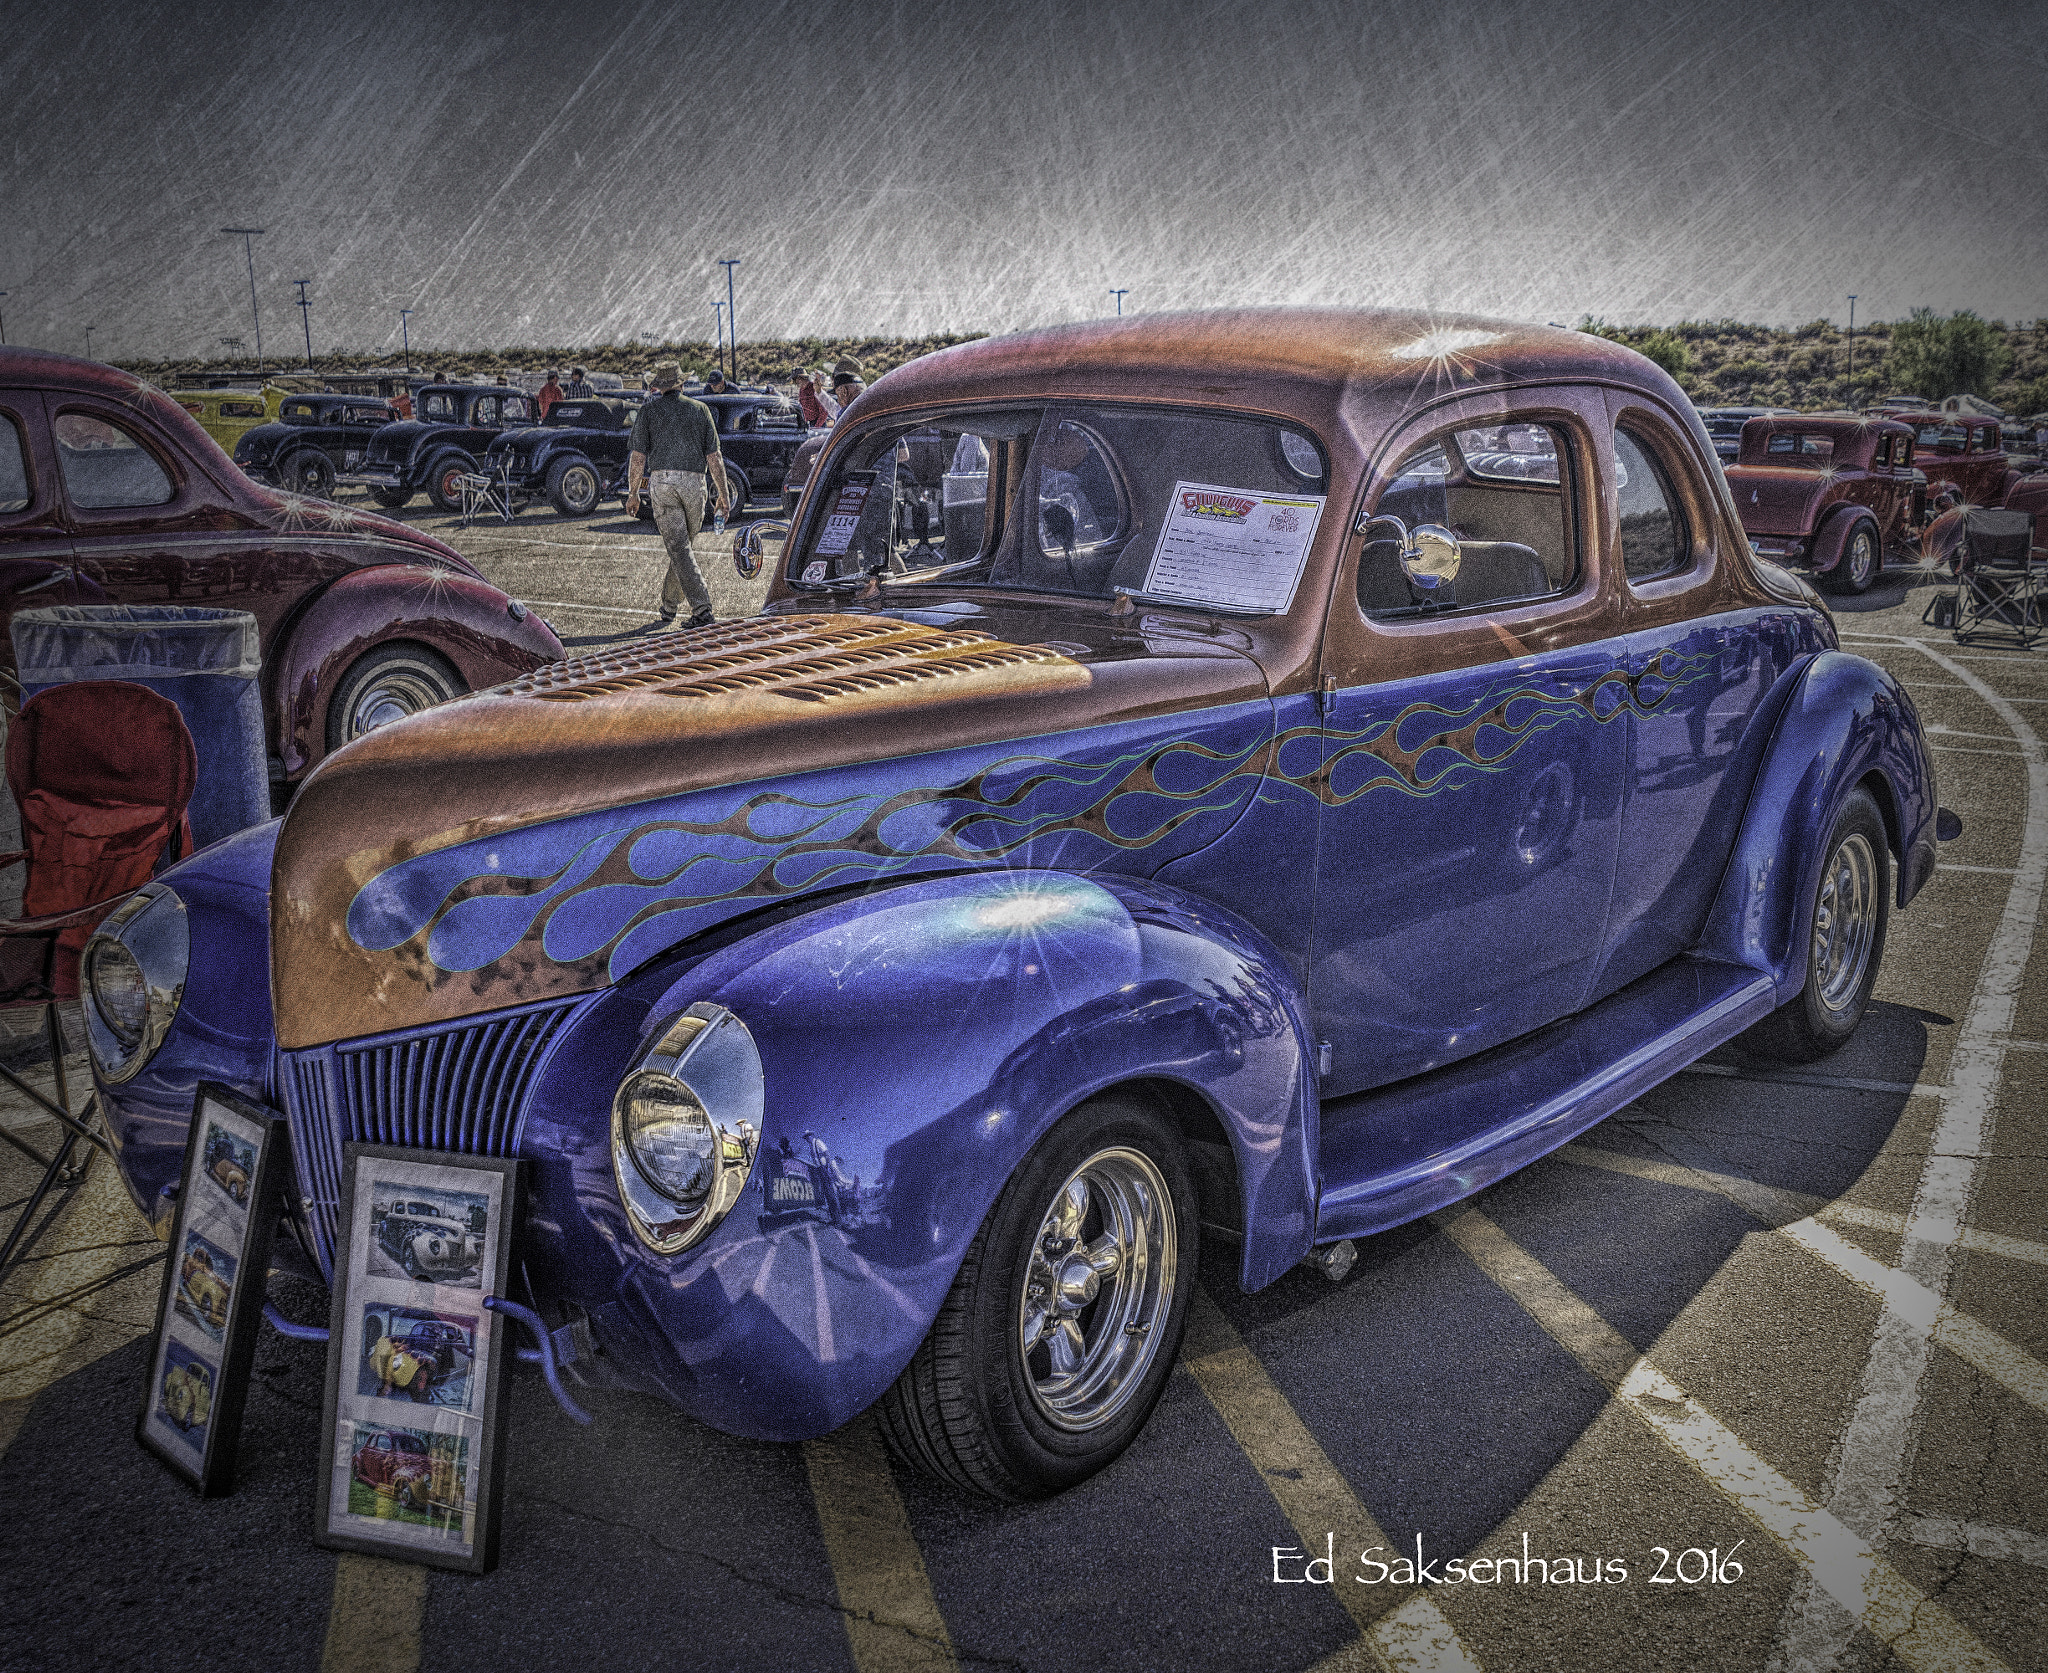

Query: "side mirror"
left=733, top=518, right=788, bottom=580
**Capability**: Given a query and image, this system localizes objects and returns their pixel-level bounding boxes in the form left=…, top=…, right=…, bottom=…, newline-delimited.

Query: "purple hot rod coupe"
left=89, top=310, right=1948, bottom=1501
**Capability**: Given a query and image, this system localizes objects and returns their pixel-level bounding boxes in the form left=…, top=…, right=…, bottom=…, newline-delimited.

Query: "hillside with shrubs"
left=121, top=314, right=2048, bottom=417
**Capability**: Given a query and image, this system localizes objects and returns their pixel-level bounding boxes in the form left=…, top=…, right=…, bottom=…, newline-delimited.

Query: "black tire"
left=426, top=455, right=474, bottom=513
left=326, top=642, right=465, bottom=752
left=1740, top=787, right=1890, bottom=1062
left=287, top=450, right=336, bottom=499
left=370, top=486, right=413, bottom=509
left=876, top=1090, right=1195, bottom=1502
left=1822, top=518, right=1880, bottom=595
left=546, top=455, right=601, bottom=517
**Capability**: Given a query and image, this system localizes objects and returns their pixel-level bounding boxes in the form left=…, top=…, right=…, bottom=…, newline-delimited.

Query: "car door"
left=0, top=389, right=98, bottom=671
left=1311, top=393, right=1625, bottom=1095
left=1591, top=407, right=1788, bottom=994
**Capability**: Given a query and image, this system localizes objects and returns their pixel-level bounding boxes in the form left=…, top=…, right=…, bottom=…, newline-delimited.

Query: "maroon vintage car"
left=351, top=1428, right=435, bottom=1506
left=1876, top=411, right=2025, bottom=512
left=1724, top=413, right=1924, bottom=593
left=0, top=350, right=562, bottom=783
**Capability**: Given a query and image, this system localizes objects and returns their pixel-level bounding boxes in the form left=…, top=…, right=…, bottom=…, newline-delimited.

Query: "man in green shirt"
left=626, top=362, right=732, bottom=628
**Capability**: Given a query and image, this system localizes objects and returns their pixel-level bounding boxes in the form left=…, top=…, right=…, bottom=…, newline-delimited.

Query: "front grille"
left=283, top=997, right=580, bottom=1273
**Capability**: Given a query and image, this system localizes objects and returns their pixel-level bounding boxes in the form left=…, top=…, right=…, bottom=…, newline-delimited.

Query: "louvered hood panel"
left=273, top=610, right=1274, bottom=1048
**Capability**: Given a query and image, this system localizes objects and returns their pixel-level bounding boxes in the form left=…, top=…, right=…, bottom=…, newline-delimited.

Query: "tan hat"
left=832, top=356, right=864, bottom=378
left=650, top=361, right=681, bottom=389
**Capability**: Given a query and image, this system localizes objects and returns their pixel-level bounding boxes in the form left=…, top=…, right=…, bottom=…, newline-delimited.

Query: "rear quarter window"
left=0, top=416, right=30, bottom=513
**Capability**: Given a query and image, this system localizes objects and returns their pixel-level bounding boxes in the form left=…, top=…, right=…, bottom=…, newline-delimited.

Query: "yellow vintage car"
left=171, top=384, right=290, bottom=454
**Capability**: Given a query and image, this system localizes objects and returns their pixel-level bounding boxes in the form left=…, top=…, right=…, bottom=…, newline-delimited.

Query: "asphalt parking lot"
left=1, top=510, right=2043, bottom=1673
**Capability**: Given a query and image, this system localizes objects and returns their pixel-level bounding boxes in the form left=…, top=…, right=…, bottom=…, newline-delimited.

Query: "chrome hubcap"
left=1018, top=1146, right=1175, bottom=1432
left=348, top=669, right=446, bottom=738
left=1850, top=530, right=1874, bottom=585
left=1812, top=831, right=1878, bottom=1013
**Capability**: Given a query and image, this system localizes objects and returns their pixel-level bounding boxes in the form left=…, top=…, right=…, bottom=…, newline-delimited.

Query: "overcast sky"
left=3, top=0, right=2043, bottom=362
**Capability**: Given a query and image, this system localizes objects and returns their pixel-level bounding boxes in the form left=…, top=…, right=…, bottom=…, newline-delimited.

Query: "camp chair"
left=0, top=681, right=197, bottom=1282
left=459, top=460, right=520, bottom=526
left=1949, top=508, right=2041, bottom=647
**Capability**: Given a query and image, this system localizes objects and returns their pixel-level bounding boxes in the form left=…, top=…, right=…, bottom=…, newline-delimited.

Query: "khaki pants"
left=649, top=470, right=712, bottom=620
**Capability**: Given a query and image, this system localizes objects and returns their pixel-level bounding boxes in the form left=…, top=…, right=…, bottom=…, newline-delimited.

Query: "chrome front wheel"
left=1018, top=1146, right=1176, bottom=1432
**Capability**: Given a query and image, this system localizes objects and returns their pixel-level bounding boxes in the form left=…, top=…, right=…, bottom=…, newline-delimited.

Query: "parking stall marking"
left=1555, top=1141, right=2048, bottom=1270
left=320, top=1553, right=429, bottom=1673
left=1429, top=1207, right=2014, bottom=1673
left=1769, top=635, right=2048, bottom=1667
left=1898, top=1514, right=2048, bottom=1570
left=802, top=1415, right=959, bottom=1673
left=1181, top=1288, right=1482, bottom=1672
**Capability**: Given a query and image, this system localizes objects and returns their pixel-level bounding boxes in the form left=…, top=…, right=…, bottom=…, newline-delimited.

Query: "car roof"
left=1743, top=412, right=1913, bottom=438
left=861, top=307, right=1674, bottom=444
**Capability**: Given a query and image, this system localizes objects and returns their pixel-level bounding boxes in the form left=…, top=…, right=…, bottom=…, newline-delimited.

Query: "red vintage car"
left=1723, top=413, right=1924, bottom=593
left=0, top=350, right=563, bottom=783
left=1876, top=411, right=2025, bottom=512
left=351, top=1428, right=435, bottom=1506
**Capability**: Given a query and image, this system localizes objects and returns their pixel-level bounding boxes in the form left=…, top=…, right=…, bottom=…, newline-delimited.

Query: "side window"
left=1359, top=420, right=1576, bottom=617
left=1873, top=435, right=1892, bottom=468
left=0, top=416, right=30, bottom=513
left=1614, top=430, right=1686, bottom=580
left=53, top=412, right=174, bottom=509
left=1897, top=438, right=1912, bottom=469
left=1032, top=418, right=1125, bottom=568
left=472, top=397, right=499, bottom=426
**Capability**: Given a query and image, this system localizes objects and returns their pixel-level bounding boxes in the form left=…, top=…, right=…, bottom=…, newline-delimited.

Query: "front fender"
left=271, top=565, right=563, bottom=776
left=516, top=869, right=1317, bottom=1441
left=1698, top=651, right=1937, bottom=1001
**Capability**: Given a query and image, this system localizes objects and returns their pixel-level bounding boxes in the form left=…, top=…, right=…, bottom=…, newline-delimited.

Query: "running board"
left=1314, top=959, right=1776, bottom=1242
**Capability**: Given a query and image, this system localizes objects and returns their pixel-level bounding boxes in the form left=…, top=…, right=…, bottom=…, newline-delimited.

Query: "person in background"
left=564, top=366, right=594, bottom=400
left=794, top=369, right=832, bottom=426
left=625, top=361, right=731, bottom=630
left=828, top=368, right=865, bottom=416
left=537, top=370, right=563, bottom=419
left=703, top=367, right=730, bottom=395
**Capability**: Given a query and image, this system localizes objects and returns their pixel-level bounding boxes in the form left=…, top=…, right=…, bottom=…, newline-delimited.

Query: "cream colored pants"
left=649, top=470, right=712, bottom=619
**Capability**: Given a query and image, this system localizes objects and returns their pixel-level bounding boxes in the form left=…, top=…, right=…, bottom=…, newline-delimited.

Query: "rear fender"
left=270, top=565, right=560, bottom=776
left=517, top=869, right=1317, bottom=1439
left=1810, top=505, right=1874, bottom=574
left=1698, top=651, right=1937, bottom=1000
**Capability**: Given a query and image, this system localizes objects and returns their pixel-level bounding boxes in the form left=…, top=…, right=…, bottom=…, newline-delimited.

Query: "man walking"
left=625, top=361, right=731, bottom=629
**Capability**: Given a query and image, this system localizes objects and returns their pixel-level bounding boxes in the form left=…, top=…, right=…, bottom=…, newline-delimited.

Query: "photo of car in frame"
left=367, top=1185, right=488, bottom=1286
left=90, top=307, right=1952, bottom=1505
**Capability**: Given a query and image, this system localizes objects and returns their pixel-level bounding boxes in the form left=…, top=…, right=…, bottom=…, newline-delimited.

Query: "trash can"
left=11, top=606, right=269, bottom=850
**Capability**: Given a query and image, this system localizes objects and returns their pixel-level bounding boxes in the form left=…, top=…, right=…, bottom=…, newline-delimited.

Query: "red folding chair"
left=0, top=681, right=196, bottom=1280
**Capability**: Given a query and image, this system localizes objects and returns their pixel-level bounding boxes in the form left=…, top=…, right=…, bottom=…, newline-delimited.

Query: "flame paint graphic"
left=347, top=648, right=1714, bottom=988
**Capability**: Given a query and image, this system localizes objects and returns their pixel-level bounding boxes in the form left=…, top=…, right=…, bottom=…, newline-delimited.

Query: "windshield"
left=786, top=403, right=1329, bottom=613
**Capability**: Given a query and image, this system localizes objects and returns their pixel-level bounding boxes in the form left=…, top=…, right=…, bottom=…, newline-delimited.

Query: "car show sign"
left=314, top=1144, right=524, bottom=1574
left=1129, top=480, right=1324, bottom=614
left=136, top=1083, right=290, bottom=1495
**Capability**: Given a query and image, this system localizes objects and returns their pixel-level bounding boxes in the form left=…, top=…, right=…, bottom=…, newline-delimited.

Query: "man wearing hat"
left=626, top=362, right=732, bottom=629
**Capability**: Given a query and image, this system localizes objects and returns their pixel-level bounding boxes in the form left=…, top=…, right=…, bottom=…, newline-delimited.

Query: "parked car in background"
left=231, top=393, right=397, bottom=498
left=1871, top=410, right=2024, bottom=511
left=0, top=349, right=562, bottom=783
left=702, top=393, right=810, bottom=513
left=1723, top=413, right=1926, bottom=592
left=91, top=309, right=1948, bottom=1504
left=339, top=385, right=539, bottom=510
left=1696, top=405, right=1793, bottom=463
left=480, top=396, right=637, bottom=516
left=169, top=383, right=290, bottom=454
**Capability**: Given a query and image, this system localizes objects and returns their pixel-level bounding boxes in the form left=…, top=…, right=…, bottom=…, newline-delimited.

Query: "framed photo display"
left=314, top=1143, right=524, bottom=1574
left=137, top=1083, right=290, bottom=1495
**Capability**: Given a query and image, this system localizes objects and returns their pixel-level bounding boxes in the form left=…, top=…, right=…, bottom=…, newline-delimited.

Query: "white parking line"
left=1898, top=1515, right=2048, bottom=1570
left=1935, top=745, right=2030, bottom=759
left=1433, top=1209, right=2013, bottom=1673
left=1775, top=637, right=2048, bottom=1665
left=1941, top=864, right=2020, bottom=876
left=1677, top=1061, right=1943, bottom=1098
left=1182, top=1290, right=1482, bottom=1672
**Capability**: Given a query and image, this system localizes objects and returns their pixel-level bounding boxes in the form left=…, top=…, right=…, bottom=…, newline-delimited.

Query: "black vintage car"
left=481, top=396, right=637, bottom=515
left=230, top=393, right=397, bottom=498
left=338, top=384, right=539, bottom=510
left=481, top=391, right=810, bottom=518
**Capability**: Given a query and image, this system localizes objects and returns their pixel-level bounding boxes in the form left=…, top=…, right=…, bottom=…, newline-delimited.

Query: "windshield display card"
left=814, top=479, right=873, bottom=556
left=1135, top=481, right=1324, bottom=613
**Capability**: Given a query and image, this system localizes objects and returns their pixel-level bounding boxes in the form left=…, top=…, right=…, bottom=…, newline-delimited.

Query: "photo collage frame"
left=314, top=1144, right=523, bottom=1574
left=136, top=1084, right=289, bottom=1495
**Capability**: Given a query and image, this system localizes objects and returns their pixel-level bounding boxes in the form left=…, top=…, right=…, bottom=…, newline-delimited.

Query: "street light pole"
left=712, top=301, right=725, bottom=373
left=1846, top=294, right=1858, bottom=402
left=719, top=257, right=739, bottom=381
left=223, top=227, right=266, bottom=371
left=0, top=292, right=8, bottom=347
left=293, top=279, right=314, bottom=369
left=399, top=309, right=413, bottom=372
left=1110, top=288, right=1128, bottom=317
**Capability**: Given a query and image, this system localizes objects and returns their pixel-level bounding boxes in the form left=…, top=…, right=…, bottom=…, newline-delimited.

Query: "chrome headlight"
left=83, top=884, right=189, bottom=1083
left=611, top=1002, right=761, bottom=1255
